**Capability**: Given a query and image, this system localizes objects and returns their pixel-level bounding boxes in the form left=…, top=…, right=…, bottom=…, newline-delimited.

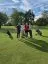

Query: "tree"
left=11, top=9, right=25, bottom=25
left=36, top=10, right=48, bottom=26
left=24, top=9, right=35, bottom=38
left=24, top=9, right=35, bottom=24
left=42, top=10, right=48, bottom=18
left=36, top=18, right=47, bottom=26
left=0, top=12, right=8, bottom=28
left=42, top=10, right=48, bottom=24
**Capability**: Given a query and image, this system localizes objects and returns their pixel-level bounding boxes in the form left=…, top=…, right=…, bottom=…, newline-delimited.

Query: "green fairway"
left=0, top=26, right=48, bottom=64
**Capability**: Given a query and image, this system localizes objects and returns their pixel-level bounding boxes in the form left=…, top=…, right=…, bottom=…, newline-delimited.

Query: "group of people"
left=16, top=22, right=32, bottom=38
left=6, top=23, right=42, bottom=39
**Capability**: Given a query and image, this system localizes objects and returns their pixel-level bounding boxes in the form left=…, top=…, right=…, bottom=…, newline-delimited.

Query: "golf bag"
left=7, top=30, right=13, bottom=39
left=36, top=29, right=42, bottom=36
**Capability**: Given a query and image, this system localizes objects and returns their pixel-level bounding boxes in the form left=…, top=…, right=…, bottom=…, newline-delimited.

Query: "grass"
left=0, top=26, right=48, bottom=64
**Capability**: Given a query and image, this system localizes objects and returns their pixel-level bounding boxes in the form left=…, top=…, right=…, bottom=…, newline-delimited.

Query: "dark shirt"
left=17, top=25, right=21, bottom=31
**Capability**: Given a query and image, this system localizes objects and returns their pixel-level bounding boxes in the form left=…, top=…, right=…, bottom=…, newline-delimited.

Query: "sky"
left=0, top=0, right=48, bottom=17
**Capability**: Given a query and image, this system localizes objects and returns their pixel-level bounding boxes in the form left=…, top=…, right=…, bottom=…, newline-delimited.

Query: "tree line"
left=0, top=9, right=48, bottom=29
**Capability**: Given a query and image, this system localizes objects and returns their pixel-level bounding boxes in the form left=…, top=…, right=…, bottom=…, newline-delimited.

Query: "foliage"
left=42, top=10, right=48, bottom=24
left=11, top=9, right=35, bottom=25
left=36, top=10, right=48, bottom=26
left=24, top=9, right=35, bottom=24
left=0, top=12, right=8, bottom=28
left=11, top=9, right=25, bottom=25
left=36, top=18, right=47, bottom=26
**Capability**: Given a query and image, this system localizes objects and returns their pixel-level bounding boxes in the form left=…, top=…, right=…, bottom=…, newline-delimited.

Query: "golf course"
left=0, top=26, right=48, bottom=64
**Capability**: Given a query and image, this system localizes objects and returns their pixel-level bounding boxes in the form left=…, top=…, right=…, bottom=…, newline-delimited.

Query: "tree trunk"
left=0, top=25, right=1, bottom=29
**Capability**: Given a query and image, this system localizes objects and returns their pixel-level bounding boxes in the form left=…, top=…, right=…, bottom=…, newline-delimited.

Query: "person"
left=24, top=23, right=29, bottom=37
left=21, top=22, right=25, bottom=38
left=16, top=23, right=21, bottom=38
left=29, top=23, right=32, bottom=38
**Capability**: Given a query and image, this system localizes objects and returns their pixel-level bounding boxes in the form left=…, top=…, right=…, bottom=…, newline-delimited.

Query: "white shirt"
left=21, top=25, right=24, bottom=31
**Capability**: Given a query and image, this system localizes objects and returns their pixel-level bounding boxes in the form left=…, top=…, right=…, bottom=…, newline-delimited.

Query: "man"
left=29, top=23, right=32, bottom=38
left=24, top=23, right=29, bottom=37
left=16, top=23, right=21, bottom=38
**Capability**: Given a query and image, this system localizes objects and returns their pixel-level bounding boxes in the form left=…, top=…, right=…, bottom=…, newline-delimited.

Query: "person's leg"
left=27, top=31, right=28, bottom=37
left=21, top=30, right=23, bottom=38
left=18, top=30, right=20, bottom=38
left=22, top=31, right=25, bottom=38
left=30, top=30, right=32, bottom=38
left=26, top=30, right=28, bottom=37
left=17, top=32, right=18, bottom=38
left=17, top=30, right=19, bottom=38
left=25, top=31, right=28, bottom=37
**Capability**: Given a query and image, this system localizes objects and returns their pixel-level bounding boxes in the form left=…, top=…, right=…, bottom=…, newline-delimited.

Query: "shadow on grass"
left=42, top=35, right=48, bottom=38
left=20, top=38, right=48, bottom=53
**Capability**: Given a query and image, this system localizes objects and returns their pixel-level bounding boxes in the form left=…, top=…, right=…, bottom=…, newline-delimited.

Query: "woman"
left=24, top=23, right=29, bottom=37
left=21, top=23, right=25, bottom=38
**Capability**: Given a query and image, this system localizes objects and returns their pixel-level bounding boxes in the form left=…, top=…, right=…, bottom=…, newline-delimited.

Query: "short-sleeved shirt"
left=24, top=25, right=29, bottom=31
left=21, top=25, right=24, bottom=31
left=17, top=25, right=21, bottom=31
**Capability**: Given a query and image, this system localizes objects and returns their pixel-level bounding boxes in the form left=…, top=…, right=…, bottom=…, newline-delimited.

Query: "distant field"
left=0, top=26, right=48, bottom=64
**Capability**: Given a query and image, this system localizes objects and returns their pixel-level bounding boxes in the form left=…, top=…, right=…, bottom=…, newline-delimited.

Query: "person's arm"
left=24, top=25, right=26, bottom=31
left=28, top=25, right=29, bottom=30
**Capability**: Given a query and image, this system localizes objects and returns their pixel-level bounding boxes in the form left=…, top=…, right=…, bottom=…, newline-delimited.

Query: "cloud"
left=0, top=8, right=4, bottom=12
left=0, top=0, right=5, bottom=3
left=0, top=0, right=48, bottom=16
left=12, top=0, right=19, bottom=3
left=34, top=14, right=42, bottom=21
left=0, top=3, right=14, bottom=6
left=11, top=0, right=31, bottom=11
left=21, top=0, right=31, bottom=11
